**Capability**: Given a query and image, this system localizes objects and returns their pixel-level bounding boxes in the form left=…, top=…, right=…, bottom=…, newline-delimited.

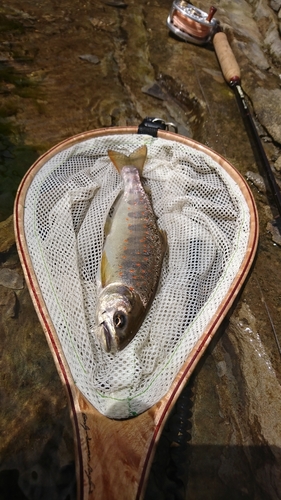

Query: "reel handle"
left=213, top=32, right=241, bottom=84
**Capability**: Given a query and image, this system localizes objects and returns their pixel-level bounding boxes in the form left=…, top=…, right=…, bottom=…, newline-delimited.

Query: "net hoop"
left=14, top=126, right=259, bottom=420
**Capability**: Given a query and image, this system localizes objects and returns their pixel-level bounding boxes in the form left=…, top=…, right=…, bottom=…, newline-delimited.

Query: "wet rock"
left=0, top=287, right=17, bottom=318
left=0, top=277, right=76, bottom=498
left=246, top=170, right=266, bottom=193
left=5, top=6, right=36, bottom=21
left=103, top=0, right=128, bottom=7
left=252, top=88, right=281, bottom=144
left=14, top=426, right=76, bottom=500
left=96, top=97, right=131, bottom=127
left=2, top=149, right=14, bottom=158
left=0, top=53, right=11, bottom=62
left=141, top=82, right=166, bottom=101
left=233, top=38, right=270, bottom=71
left=266, top=220, right=281, bottom=246
left=270, top=0, right=281, bottom=10
left=228, top=301, right=281, bottom=447
left=0, top=268, right=24, bottom=289
left=78, top=54, right=100, bottom=64
left=201, top=67, right=225, bottom=83
left=218, top=0, right=270, bottom=71
left=0, top=215, right=15, bottom=253
left=89, top=16, right=117, bottom=33
left=275, top=155, right=281, bottom=172
left=201, top=301, right=281, bottom=497
left=250, top=0, right=281, bottom=61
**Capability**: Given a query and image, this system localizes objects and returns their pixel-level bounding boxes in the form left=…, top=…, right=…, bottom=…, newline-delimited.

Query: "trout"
left=96, top=145, right=167, bottom=354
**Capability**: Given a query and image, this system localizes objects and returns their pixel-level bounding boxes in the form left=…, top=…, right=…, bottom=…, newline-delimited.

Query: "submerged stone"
left=252, top=88, right=281, bottom=145
left=0, top=215, right=15, bottom=253
left=78, top=54, right=100, bottom=64
left=0, top=268, right=24, bottom=289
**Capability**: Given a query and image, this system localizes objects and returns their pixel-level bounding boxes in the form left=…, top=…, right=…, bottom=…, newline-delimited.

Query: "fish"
left=96, top=145, right=167, bottom=354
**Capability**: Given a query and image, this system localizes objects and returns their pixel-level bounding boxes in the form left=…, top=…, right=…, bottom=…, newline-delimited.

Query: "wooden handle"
left=206, top=6, right=217, bottom=22
left=213, top=32, right=241, bottom=84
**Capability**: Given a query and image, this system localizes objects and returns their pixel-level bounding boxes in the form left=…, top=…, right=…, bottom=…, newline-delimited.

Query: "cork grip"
left=213, top=32, right=241, bottom=84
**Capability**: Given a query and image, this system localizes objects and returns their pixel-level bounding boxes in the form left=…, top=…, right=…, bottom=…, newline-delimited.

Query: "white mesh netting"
left=24, top=133, right=250, bottom=419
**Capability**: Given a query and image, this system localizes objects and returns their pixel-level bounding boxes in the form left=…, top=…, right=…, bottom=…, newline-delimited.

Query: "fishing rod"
left=213, top=31, right=281, bottom=220
left=167, top=1, right=281, bottom=219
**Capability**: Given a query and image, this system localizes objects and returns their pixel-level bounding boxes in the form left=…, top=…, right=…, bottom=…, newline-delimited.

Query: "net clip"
left=138, top=117, right=178, bottom=137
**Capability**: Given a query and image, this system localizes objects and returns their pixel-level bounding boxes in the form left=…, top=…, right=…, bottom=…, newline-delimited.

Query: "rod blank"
left=213, top=31, right=281, bottom=219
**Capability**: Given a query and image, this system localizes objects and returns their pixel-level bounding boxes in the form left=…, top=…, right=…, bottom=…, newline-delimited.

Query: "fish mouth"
left=100, top=322, right=119, bottom=354
left=102, top=322, right=112, bottom=353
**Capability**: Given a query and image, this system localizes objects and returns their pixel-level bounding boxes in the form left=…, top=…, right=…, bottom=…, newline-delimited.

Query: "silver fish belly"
left=96, top=146, right=167, bottom=354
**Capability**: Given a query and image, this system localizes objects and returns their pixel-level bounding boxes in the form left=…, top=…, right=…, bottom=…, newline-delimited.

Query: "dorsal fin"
left=108, top=145, right=147, bottom=175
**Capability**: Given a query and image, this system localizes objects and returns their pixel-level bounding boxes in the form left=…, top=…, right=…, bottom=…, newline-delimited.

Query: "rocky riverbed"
left=1, top=0, right=281, bottom=499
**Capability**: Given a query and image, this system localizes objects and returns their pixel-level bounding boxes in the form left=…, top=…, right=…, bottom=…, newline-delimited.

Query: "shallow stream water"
left=1, top=0, right=281, bottom=499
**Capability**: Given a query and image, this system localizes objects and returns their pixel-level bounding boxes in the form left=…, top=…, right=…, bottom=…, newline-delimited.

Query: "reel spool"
left=167, top=1, right=219, bottom=45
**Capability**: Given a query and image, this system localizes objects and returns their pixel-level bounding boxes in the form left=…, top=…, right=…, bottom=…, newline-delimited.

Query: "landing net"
left=23, top=133, right=250, bottom=418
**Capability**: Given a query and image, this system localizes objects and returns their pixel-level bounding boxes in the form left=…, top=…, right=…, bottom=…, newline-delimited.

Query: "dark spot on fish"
left=128, top=223, right=142, bottom=231
left=127, top=211, right=146, bottom=218
left=123, top=248, right=133, bottom=256
left=127, top=198, right=147, bottom=205
left=123, top=257, right=139, bottom=266
left=136, top=261, right=149, bottom=269
left=126, top=236, right=139, bottom=244
left=122, top=244, right=152, bottom=257
left=129, top=260, right=149, bottom=271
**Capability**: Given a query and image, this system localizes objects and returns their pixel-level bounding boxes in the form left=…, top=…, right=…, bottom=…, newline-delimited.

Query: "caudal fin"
left=108, top=145, right=147, bottom=175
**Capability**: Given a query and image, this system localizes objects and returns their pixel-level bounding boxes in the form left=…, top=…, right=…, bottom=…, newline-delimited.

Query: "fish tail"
left=108, top=145, right=147, bottom=175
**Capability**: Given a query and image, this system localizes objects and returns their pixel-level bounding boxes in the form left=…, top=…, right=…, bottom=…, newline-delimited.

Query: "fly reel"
left=167, top=1, right=220, bottom=45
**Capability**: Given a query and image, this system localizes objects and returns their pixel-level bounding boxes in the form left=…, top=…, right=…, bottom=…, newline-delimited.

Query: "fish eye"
left=113, top=312, right=126, bottom=329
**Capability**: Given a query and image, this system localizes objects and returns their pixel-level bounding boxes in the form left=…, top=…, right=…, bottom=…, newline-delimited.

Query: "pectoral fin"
left=104, top=191, right=123, bottom=237
left=101, top=251, right=111, bottom=288
left=160, top=229, right=168, bottom=253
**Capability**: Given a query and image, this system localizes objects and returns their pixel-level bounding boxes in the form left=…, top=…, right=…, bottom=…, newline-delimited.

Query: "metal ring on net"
left=14, top=126, right=258, bottom=500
